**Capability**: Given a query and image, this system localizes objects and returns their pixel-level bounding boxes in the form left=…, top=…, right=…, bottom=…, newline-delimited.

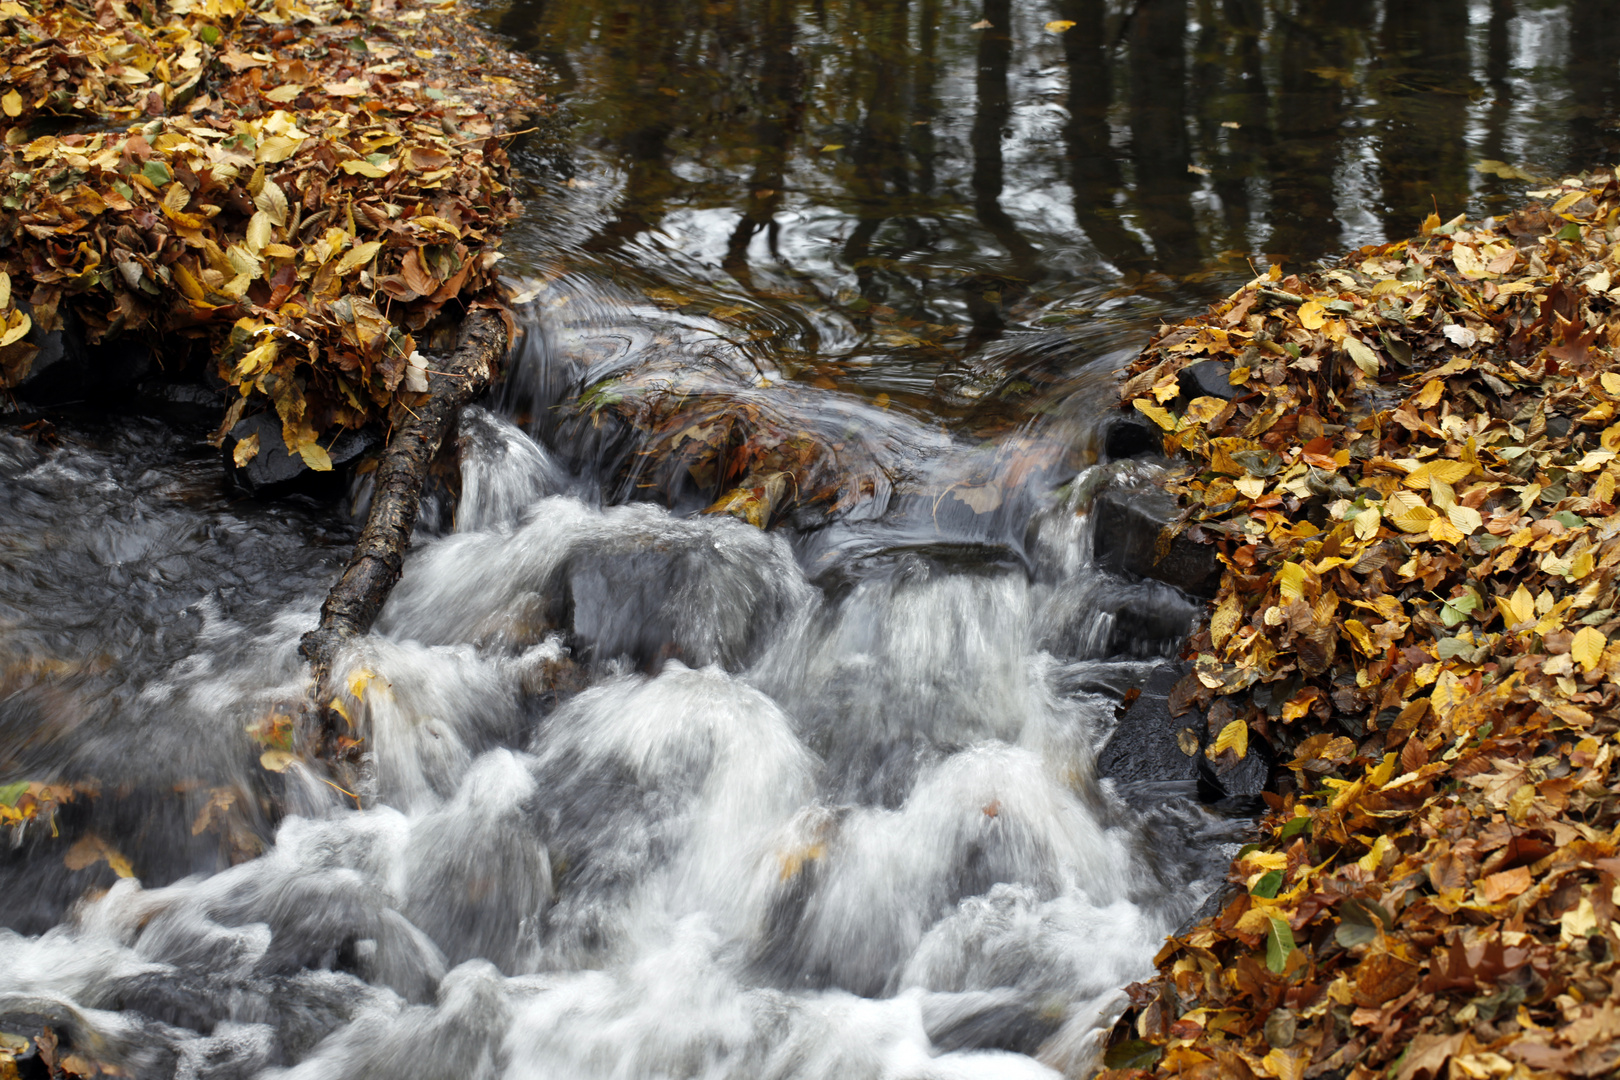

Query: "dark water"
left=0, top=2, right=1616, bottom=1078
left=495, top=0, right=1620, bottom=359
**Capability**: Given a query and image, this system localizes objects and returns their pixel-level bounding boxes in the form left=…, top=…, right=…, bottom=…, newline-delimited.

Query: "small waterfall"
left=0, top=401, right=1237, bottom=1080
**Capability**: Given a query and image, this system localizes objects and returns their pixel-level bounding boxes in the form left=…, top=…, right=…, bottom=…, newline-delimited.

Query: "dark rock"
left=1198, top=727, right=1275, bottom=805
left=12, top=306, right=158, bottom=407
left=132, top=381, right=225, bottom=429
left=1177, top=360, right=1239, bottom=402
left=1100, top=413, right=1163, bottom=462
left=224, top=412, right=379, bottom=499
left=1092, top=483, right=1222, bottom=598
left=1096, top=662, right=1201, bottom=788
left=11, top=305, right=89, bottom=406
left=1096, top=661, right=1274, bottom=806
left=923, top=995, right=1063, bottom=1055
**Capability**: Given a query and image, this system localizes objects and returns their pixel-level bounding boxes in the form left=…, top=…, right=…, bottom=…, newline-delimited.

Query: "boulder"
left=1091, top=483, right=1221, bottom=597
left=1099, top=412, right=1163, bottom=462
left=223, top=412, right=378, bottom=499
left=1094, top=661, right=1273, bottom=805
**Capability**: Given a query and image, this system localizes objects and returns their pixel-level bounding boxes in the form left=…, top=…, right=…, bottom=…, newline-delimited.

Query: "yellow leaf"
left=1603, top=372, right=1620, bottom=397
left=1550, top=189, right=1586, bottom=214
left=1277, top=562, right=1307, bottom=601
left=1573, top=626, right=1606, bottom=673
left=254, top=178, right=289, bottom=226
left=1505, top=584, right=1536, bottom=626
left=819, top=144, right=844, bottom=153
left=1560, top=897, right=1597, bottom=943
left=0, top=269, right=8, bottom=308
left=335, top=240, right=383, bottom=276
left=1210, top=719, right=1248, bottom=759
left=0, top=89, right=19, bottom=117
left=1451, top=243, right=1490, bottom=280
left=1045, top=19, right=1076, bottom=32
left=260, top=749, right=296, bottom=772
left=235, top=338, right=278, bottom=377
left=245, top=210, right=275, bottom=253
left=1358, top=834, right=1394, bottom=873
left=0, top=308, right=31, bottom=348
left=1210, top=592, right=1242, bottom=649
left=232, top=431, right=260, bottom=466
left=263, top=83, right=303, bottom=102
left=1446, top=504, right=1483, bottom=535
left=1297, top=300, right=1326, bottom=329
left=1367, top=752, right=1397, bottom=787
left=173, top=261, right=206, bottom=302
left=348, top=669, right=381, bottom=700
left=1182, top=396, right=1226, bottom=426
left=1343, top=618, right=1375, bottom=653
left=1262, top=1049, right=1306, bottom=1080
left=1131, top=397, right=1176, bottom=431
left=339, top=158, right=390, bottom=177
left=256, top=135, right=304, bottom=163
left=1383, top=490, right=1435, bottom=533
left=1428, top=514, right=1465, bottom=545
left=1344, top=336, right=1381, bottom=376
left=105, top=848, right=135, bottom=879
left=1412, top=379, right=1445, bottom=410
left=1353, top=505, right=1382, bottom=540
left=299, top=442, right=333, bottom=472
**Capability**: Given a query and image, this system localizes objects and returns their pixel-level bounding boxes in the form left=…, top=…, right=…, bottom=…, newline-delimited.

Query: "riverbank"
left=1100, top=173, right=1620, bottom=1079
left=0, top=0, right=543, bottom=472
left=0, top=0, right=545, bottom=808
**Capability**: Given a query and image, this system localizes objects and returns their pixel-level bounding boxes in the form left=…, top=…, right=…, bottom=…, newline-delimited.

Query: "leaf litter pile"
left=1100, top=174, right=1620, bottom=1080
left=0, top=0, right=545, bottom=469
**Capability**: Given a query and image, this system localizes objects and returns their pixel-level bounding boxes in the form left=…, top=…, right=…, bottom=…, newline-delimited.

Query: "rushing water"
left=4, top=1, right=1619, bottom=1078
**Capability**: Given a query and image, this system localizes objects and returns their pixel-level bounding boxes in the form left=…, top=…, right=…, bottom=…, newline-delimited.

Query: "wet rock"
left=1100, top=413, right=1163, bottom=462
left=1095, top=662, right=1273, bottom=805
left=922, top=994, right=1063, bottom=1055
left=223, top=412, right=378, bottom=500
left=11, top=306, right=89, bottom=406
left=1095, top=662, right=1200, bottom=788
left=1091, top=483, right=1221, bottom=598
left=11, top=306, right=158, bottom=408
left=1176, top=360, right=1239, bottom=402
left=132, top=380, right=226, bottom=430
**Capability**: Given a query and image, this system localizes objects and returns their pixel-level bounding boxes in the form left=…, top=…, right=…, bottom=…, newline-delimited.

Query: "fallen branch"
left=298, top=307, right=508, bottom=691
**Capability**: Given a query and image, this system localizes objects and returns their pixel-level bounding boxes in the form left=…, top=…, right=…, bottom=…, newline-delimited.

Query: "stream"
left=3, top=2, right=1618, bottom=1078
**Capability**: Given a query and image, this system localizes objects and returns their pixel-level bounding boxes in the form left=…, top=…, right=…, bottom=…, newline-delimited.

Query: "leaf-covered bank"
left=1100, top=175, right=1620, bottom=1079
left=0, top=0, right=545, bottom=468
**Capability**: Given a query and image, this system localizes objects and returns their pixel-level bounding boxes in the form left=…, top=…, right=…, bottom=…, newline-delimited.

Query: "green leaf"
left=1252, top=869, right=1284, bottom=899
left=1279, top=815, right=1311, bottom=840
left=0, top=780, right=27, bottom=807
left=1103, top=1039, right=1163, bottom=1071
left=1266, top=916, right=1296, bottom=973
left=1334, top=896, right=1393, bottom=949
left=199, top=23, right=219, bottom=44
left=142, top=160, right=173, bottom=187
left=1553, top=510, right=1584, bottom=528
left=1437, top=636, right=1475, bottom=660
left=1557, top=222, right=1583, bottom=241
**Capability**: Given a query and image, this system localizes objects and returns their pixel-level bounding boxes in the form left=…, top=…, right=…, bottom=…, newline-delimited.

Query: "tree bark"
left=299, top=307, right=508, bottom=684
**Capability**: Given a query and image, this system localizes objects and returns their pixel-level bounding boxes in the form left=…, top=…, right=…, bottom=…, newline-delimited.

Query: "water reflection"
left=485, top=0, right=1620, bottom=525
left=501, top=0, right=1619, bottom=305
